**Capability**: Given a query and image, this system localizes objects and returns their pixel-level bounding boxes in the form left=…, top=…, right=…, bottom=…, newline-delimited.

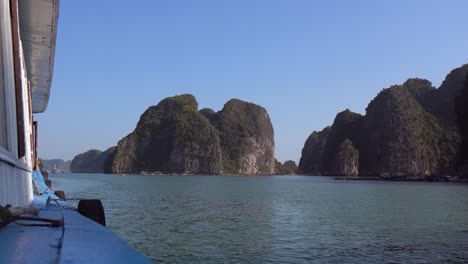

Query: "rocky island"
left=275, top=160, right=298, bottom=175
left=71, top=64, right=468, bottom=178
left=208, top=99, right=275, bottom=175
left=111, top=94, right=223, bottom=175
left=70, top=147, right=116, bottom=173
left=299, top=64, right=468, bottom=179
left=71, top=95, right=279, bottom=175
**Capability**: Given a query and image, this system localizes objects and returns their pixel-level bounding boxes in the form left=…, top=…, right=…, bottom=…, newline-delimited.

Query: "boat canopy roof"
left=18, top=0, right=59, bottom=113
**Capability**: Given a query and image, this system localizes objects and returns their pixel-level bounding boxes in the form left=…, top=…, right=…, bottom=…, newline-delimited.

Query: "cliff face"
left=298, top=127, right=330, bottom=175
left=300, top=109, right=363, bottom=176
left=211, top=99, right=275, bottom=175
left=111, top=94, right=223, bottom=174
left=360, top=85, right=461, bottom=176
left=332, top=139, right=359, bottom=176
left=110, top=133, right=138, bottom=173
left=321, top=110, right=363, bottom=175
left=455, top=71, right=468, bottom=174
left=421, top=64, right=468, bottom=125
left=70, top=147, right=116, bottom=173
left=299, top=64, right=466, bottom=177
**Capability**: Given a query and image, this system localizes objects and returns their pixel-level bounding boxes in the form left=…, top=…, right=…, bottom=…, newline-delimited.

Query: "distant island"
left=70, top=95, right=295, bottom=175
left=39, top=158, right=71, bottom=173
left=298, top=64, right=468, bottom=179
left=69, top=148, right=115, bottom=173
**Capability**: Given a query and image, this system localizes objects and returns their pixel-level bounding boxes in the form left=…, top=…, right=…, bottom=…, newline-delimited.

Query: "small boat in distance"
left=52, top=163, right=62, bottom=174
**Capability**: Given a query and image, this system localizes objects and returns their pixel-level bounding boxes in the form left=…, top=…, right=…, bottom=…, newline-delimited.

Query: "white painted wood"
left=0, top=0, right=18, bottom=157
left=0, top=0, right=34, bottom=207
left=0, top=34, right=6, bottom=149
left=0, top=161, right=33, bottom=207
left=0, top=0, right=58, bottom=207
left=17, top=18, right=33, bottom=168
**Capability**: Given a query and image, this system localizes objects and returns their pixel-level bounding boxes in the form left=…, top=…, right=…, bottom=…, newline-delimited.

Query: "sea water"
left=50, top=174, right=468, bottom=263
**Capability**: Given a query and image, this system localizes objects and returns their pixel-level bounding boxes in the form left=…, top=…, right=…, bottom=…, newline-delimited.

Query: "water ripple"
left=51, top=174, right=468, bottom=263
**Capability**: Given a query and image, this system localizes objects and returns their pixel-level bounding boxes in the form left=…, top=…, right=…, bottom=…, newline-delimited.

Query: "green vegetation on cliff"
left=210, top=99, right=275, bottom=174
left=112, top=94, right=223, bottom=174
left=70, top=147, right=116, bottom=173
left=283, top=160, right=298, bottom=173
left=321, top=109, right=363, bottom=175
left=299, top=64, right=467, bottom=177
left=361, top=83, right=460, bottom=176
left=332, top=139, right=359, bottom=176
left=199, top=108, right=216, bottom=121
left=420, top=64, right=468, bottom=125
left=275, top=160, right=297, bottom=175
left=455, top=71, right=468, bottom=173
left=363, top=86, right=436, bottom=175
left=298, top=127, right=330, bottom=175
left=73, top=95, right=276, bottom=175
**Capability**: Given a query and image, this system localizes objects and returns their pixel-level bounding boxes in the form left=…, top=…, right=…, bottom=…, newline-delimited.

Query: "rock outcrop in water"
left=275, top=160, right=297, bottom=175
left=210, top=99, right=275, bottom=175
left=70, top=147, right=116, bottom=173
left=283, top=160, right=298, bottom=173
left=298, top=127, right=330, bottom=175
left=111, top=94, right=223, bottom=174
left=299, top=64, right=468, bottom=177
left=109, top=95, right=275, bottom=175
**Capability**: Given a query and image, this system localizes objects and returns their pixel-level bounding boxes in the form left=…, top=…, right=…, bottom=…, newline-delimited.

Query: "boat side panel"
left=0, top=0, right=34, bottom=207
left=0, top=0, right=18, bottom=156
left=0, top=209, right=63, bottom=263
left=0, top=162, right=32, bottom=207
left=59, top=210, right=151, bottom=264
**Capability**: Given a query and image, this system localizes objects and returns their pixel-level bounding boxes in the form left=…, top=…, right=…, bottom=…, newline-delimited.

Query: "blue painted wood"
left=30, top=190, right=68, bottom=209
left=0, top=209, right=63, bottom=263
left=0, top=170, right=151, bottom=263
left=0, top=206, right=150, bottom=263
left=59, top=210, right=151, bottom=264
left=32, top=170, right=49, bottom=192
left=31, top=170, right=68, bottom=209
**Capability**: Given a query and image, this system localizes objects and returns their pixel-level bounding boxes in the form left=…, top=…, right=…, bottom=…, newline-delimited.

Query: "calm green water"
left=50, top=174, right=468, bottom=263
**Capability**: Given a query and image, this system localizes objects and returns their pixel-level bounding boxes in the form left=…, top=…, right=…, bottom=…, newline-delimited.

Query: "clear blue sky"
left=37, top=0, right=468, bottom=163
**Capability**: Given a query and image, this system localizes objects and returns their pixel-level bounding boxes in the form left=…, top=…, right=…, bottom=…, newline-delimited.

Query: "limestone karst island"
left=69, top=64, right=468, bottom=182
left=71, top=95, right=294, bottom=175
